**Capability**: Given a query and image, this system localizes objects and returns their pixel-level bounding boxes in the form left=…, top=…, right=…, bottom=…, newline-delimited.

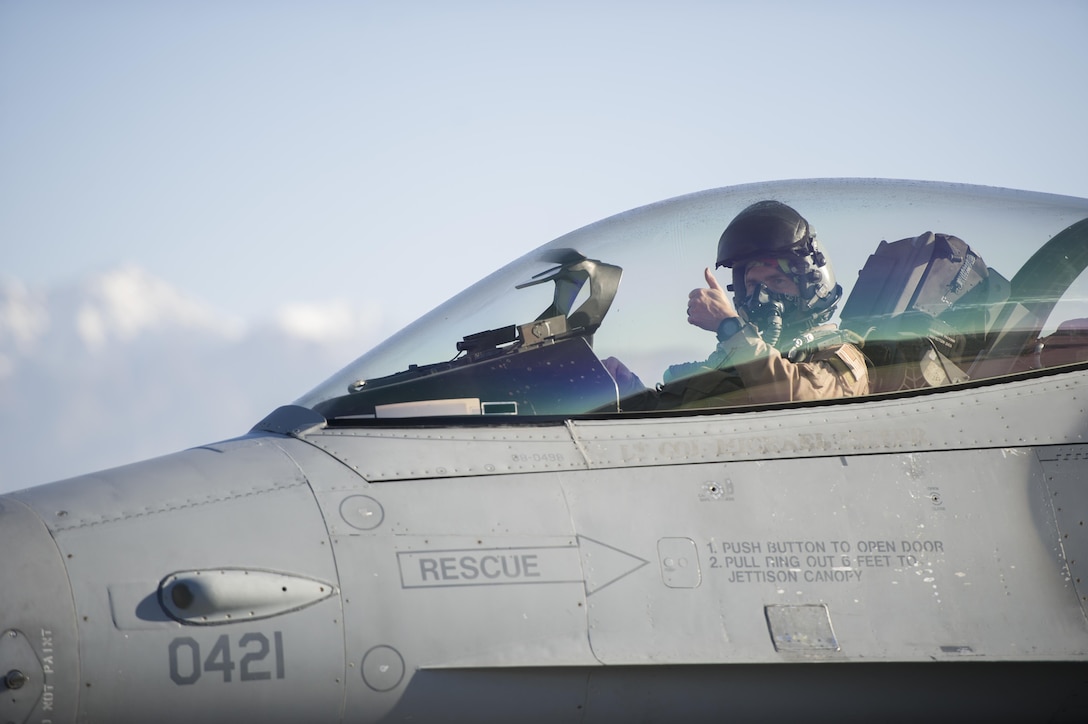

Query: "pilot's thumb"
left=704, top=267, right=724, bottom=291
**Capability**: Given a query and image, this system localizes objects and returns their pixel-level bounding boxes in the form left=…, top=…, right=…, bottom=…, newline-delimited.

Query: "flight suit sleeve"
left=694, top=326, right=870, bottom=404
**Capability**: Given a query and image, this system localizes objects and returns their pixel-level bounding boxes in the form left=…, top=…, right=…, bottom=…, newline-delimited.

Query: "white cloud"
left=75, top=304, right=107, bottom=350
left=275, top=299, right=384, bottom=343
left=1, top=265, right=253, bottom=361
left=0, top=279, right=50, bottom=351
left=0, top=265, right=398, bottom=492
left=77, top=265, right=243, bottom=350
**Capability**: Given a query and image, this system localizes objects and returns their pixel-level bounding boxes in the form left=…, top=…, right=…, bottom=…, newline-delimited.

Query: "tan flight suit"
left=658, top=323, right=869, bottom=408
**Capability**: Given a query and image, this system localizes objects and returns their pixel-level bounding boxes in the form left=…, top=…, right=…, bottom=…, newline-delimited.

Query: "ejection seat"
left=839, top=231, right=1009, bottom=394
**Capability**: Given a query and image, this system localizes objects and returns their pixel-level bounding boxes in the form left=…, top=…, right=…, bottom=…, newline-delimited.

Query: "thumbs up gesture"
left=687, top=267, right=739, bottom=332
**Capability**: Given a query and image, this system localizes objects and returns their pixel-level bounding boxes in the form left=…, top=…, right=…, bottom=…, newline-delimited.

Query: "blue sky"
left=4, top=1, right=1086, bottom=332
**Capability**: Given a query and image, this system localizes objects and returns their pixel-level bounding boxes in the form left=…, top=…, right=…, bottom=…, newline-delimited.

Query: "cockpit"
left=294, top=179, right=1088, bottom=422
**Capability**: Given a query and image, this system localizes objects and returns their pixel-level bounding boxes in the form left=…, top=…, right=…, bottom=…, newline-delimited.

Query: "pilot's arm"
left=666, top=267, right=869, bottom=404
left=705, top=325, right=869, bottom=403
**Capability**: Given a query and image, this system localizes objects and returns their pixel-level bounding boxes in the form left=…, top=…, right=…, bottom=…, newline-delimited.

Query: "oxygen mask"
left=742, top=283, right=789, bottom=347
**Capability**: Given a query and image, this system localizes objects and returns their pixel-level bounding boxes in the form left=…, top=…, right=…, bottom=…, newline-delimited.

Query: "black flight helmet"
left=716, top=200, right=842, bottom=333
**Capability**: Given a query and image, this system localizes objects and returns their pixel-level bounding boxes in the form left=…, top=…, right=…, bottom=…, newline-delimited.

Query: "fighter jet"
left=2, top=179, right=1087, bottom=723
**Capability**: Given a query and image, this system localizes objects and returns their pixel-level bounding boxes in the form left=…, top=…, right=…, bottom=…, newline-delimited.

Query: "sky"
left=1, top=0, right=1087, bottom=488
left=5, top=1, right=1087, bottom=321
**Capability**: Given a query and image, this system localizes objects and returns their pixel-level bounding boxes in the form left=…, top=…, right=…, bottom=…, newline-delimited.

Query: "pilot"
left=614, top=200, right=869, bottom=409
left=664, top=199, right=869, bottom=405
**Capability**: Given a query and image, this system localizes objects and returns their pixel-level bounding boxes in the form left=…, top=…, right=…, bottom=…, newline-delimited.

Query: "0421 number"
left=168, top=632, right=285, bottom=685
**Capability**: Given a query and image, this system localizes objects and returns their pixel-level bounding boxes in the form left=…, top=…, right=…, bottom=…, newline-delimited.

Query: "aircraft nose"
left=0, top=496, right=78, bottom=724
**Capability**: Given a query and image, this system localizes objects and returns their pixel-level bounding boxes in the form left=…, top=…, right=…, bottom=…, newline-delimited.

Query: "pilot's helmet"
left=716, top=200, right=842, bottom=332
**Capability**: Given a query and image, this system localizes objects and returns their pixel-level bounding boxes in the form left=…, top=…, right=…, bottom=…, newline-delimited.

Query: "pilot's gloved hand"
left=687, top=267, right=739, bottom=332
left=602, top=356, right=646, bottom=397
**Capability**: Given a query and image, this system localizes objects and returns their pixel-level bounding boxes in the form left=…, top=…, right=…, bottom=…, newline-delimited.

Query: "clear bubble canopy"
left=295, top=179, right=1088, bottom=420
